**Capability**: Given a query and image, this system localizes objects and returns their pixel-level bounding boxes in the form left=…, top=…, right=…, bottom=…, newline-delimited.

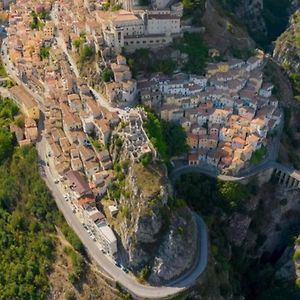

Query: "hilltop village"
left=3, top=0, right=282, bottom=261
left=6, top=0, right=283, bottom=177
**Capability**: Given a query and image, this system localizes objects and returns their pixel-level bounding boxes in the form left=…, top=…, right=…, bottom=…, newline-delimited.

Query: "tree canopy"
left=0, top=97, right=85, bottom=298
left=143, top=109, right=188, bottom=162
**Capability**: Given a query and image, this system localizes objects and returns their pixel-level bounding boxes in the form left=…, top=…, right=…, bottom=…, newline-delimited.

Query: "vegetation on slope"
left=0, top=143, right=88, bottom=299
left=126, top=33, right=208, bottom=77
left=218, top=0, right=292, bottom=48
left=176, top=173, right=300, bottom=299
left=175, top=173, right=257, bottom=215
left=73, top=32, right=95, bottom=66
left=181, top=0, right=206, bottom=26
left=174, top=33, right=208, bottom=75
left=127, top=49, right=177, bottom=77
left=0, top=98, right=118, bottom=299
left=290, top=73, right=300, bottom=102
left=143, top=108, right=188, bottom=162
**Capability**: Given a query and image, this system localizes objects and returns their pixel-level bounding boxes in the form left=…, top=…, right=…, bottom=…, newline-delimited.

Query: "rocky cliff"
left=109, top=118, right=198, bottom=284
left=218, top=0, right=299, bottom=48
left=273, top=9, right=300, bottom=74
left=179, top=174, right=300, bottom=299
left=236, top=0, right=266, bottom=36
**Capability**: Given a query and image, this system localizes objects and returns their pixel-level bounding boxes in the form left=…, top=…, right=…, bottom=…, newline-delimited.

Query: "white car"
left=54, top=179, right=59, bottom=184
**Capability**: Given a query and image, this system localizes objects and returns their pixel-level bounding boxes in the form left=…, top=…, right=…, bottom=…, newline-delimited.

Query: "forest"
left=0, top=98, right=84, bottom=299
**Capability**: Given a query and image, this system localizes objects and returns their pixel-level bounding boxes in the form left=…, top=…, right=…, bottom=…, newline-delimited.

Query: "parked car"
left=115, top=262, right=121, bottom=268
left=122, top=266, right=129, bottom=274
left=54, top=179, right=59, bottom=184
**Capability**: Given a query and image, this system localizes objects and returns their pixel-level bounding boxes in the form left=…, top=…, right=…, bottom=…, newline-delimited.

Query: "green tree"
left=79, top=45, right=94, bottom=63
left=175, top=33, right=208, bottom=75
left=162, top=121, right=188, bottom=157
left=0, top=128, right=14, bottom=164
left=72, top=39, right=81, bottom=49
left=40, top=46, right=50, bottom=60
left=140, top=152, right=153, bottom=166
left=102, top=68, right=114, bottom=82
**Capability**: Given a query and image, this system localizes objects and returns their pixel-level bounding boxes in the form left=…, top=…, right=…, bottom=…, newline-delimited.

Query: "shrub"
left=102, top=68, right=114, bottom=82
left=61, top=224, right=85, bottom=254
left=79, top=45, right=94, bottom=63
left=64, top=290, right=76, bottom=300
left=72, top=39, right=81, bottom=49
left=121, top=206, right=129, bottom=218
left=40, top=46, right=50, bottom=60
left=294, top=250, right=300, bottom=261
left=296, top=278, right=300, bottom=289
left=138, top=265, right=151, bottom=281
left=112, top=3, right=122, bottom=11
left=250, top=145, right=267, bottom=165
left=140, top=152, right=152, bottom=166
left=177, top=226, right=184, bottom=235
left=226, top=22, right=234, bottom=33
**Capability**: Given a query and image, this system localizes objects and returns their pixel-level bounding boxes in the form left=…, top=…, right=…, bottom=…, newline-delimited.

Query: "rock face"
left=237, top=0, right=267, bottom=36
left=110, top=123, right=198, bottom=283
left=193, top=180, right=300, bottom=299
left=227, top=186, right=300, bottom=259
left=116, top=161, right=198, bottom=282
left=201, top=0, right=255, bottom=54
left=149, top=208, right=197, bottom=284
left=273, top=9, right=300, bottom=73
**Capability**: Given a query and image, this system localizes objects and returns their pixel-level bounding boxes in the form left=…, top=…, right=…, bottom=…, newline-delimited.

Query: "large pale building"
left=97, top=9, right=181, bottom=51
left=146, top=13, right=180, bottom=35
left=95, top=223, right=117, bottom=256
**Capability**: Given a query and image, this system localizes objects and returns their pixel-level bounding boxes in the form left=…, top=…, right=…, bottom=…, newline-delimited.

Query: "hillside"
left=176, top=174, right=300, bottom=300
left=217, top=0, right=299, bottom=48
left=0, top=98, right=119, bottom=300
left=274, top=8, right=300, bottom=74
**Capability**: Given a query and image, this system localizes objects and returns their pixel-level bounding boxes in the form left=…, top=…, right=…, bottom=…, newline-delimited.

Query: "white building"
left=97, top=10, right=181, bottom=51
left=95, top=223, right=117, bottom=257
left=146, top=13, right=180, bottom=35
